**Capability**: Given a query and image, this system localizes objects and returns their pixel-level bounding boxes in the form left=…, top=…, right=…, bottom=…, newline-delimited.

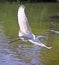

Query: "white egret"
left=18, top=5, right=52, bottom=49
left=50, top=29, right=59, bottom=34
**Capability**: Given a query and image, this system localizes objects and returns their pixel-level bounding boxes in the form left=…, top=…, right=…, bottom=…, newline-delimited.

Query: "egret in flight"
left=18, top=5, right=52, bottom=49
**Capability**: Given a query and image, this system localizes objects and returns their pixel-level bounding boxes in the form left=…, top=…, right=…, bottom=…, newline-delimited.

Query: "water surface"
left=0, top=3, right=59, bottom=65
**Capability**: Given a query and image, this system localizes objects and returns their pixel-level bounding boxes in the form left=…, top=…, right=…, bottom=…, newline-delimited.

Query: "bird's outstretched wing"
left=18, top=5, right=32, bottom=36
left=36, top=36, right=47, bottom=40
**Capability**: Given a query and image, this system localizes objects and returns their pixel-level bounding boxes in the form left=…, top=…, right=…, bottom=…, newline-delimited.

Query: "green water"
left=0, top=2, right=59, bottom=65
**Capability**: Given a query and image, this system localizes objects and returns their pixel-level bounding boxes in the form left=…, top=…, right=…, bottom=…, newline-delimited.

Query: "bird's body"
left=18, top=5, right=52, bottom=49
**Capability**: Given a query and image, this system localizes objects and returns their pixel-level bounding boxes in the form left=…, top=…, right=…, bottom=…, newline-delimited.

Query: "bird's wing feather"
left=36, top=36, right=47, bottom=40
left=18, top=6, right=32, bottom=36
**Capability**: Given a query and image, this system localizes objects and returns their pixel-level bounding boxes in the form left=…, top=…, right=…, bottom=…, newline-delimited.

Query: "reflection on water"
left=17, top=44, right=43, bottom=65
left=0, top=22, right=43, bottom=65
left=0, top=3, right=59, bottom=65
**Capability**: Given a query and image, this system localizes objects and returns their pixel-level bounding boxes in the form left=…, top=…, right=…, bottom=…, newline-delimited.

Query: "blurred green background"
left=0, top=2, right=59, bottom=65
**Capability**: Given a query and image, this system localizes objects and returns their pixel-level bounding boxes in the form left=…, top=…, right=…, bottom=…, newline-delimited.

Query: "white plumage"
left=18, top=5, right=32, bottom=35
left=18, top=5, right=52, bottom=49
